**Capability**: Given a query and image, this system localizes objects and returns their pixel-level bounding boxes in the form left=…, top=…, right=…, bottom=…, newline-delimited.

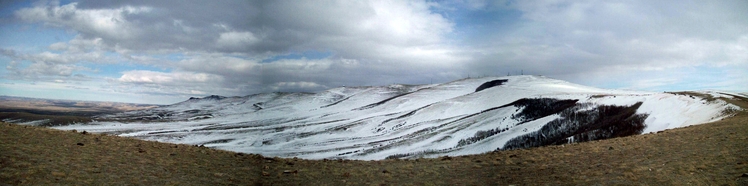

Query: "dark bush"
left=510, top=98, right=579, bottom=124
left=456, top=127, right=510, bottom=147
left=452, top=98, right=577, bottom=147
left=502, top=102, right=647, bottom=150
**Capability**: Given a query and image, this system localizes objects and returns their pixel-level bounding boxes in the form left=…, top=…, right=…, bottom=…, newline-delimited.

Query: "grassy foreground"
left=2, top=113, right=747, bottom=185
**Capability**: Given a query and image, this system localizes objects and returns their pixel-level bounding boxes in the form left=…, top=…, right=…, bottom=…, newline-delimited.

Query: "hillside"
left=2, top=108, right=746, bottom=185
left=49, top=75, right=740, bottom=160
left=2, top=75, right=747, bottom=185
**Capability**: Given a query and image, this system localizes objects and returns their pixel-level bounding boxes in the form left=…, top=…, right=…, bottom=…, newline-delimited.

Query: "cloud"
left=48, top=36, right=104, bottom=53
left=14, top=0, right=453, bottom=56
left=15, top=2, right=150, bottom=40
left=113, top=70, right=225, bottom=96
left=462, top=0, right=748, bottom=84
left=4, top=58, right=93, bottom=82
left=0, top=37, right=110, bottom=83
left=270, top=81, right=326, bottom=92
left=118, top=70, right=222, bottom=85
left=8, top=0, right=458, bottom=97
left=176, top=54, right=260, bottom=76
left=3, top=0, right=746, bottom=104
left=215, top=31, right=259, bottom=50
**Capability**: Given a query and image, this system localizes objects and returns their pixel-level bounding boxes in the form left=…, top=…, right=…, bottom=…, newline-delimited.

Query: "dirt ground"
left=2, top=106, right=747, bottom=185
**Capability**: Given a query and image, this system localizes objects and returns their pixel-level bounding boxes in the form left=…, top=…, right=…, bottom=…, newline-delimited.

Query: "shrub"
left=502, top=102, right=647, bottom=150
left=475, top=79, right=508, bottom=92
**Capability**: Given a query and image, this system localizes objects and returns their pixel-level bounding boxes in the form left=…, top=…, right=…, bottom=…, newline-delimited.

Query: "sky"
left=0, top=0, right=746, bottom=105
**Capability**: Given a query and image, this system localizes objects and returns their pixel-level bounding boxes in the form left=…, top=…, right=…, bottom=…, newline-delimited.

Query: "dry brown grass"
left=2, top=100, right=748, bottom=185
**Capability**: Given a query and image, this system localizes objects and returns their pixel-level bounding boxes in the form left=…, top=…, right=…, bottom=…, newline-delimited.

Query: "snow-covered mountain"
left=54, top=75, right=742, bottom=160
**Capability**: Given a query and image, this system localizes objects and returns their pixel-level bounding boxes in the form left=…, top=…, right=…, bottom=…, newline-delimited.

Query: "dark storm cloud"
left=12, top=0, right=456, bottom=94
left=4, top=0, right=746, bottom=103
left=16, top=1, right=451, bottom=55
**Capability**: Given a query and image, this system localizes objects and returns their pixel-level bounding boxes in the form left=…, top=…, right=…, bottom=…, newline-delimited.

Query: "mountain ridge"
left=51, top=75, right=742, bottom=160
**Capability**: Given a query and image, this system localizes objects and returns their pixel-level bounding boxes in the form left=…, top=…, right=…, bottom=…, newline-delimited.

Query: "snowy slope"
left=53, top=75, right=741, bottom=160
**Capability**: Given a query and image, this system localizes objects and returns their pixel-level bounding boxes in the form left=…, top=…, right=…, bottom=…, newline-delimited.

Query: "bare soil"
left=2, top=106, right=747, bottom=185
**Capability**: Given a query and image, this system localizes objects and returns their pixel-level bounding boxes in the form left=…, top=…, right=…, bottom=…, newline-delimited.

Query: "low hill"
left=50, top=75, right=741, bottom=160
left=2, top=108, right=746, bottom=185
